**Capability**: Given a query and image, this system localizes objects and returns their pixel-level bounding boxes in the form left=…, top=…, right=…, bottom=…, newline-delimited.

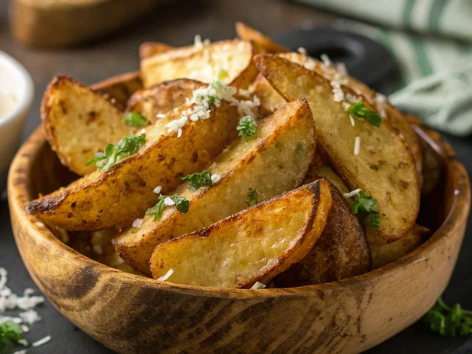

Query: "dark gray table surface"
left=1, top=0, right=471, bottom=353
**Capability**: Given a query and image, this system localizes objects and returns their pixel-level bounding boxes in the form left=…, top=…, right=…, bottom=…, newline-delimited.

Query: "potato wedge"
left=303, top=154, right=350, bottom=197
left=26, top=100, right=240, bottom=231
left=41, top=76, right=137, bottom=176
left=275, top=182, right=371, bottom=286
left=255, top=55, right=420, bottom=240
left=139, top=42, right=172, bottom=60
left=368, top=224, right=429, bottom=269
left=251, top=73, right=286, bottom=117
left=279, top=52, right=423, bottom=176
left=126, top=79, right=205, bottom=122
left=235, top=22, right=288, bottom=54
left=140, top=40, right=258, bottom=89
left=150, top=179, right=333, bottom=288
left=114, top=99, right=316, bottom=274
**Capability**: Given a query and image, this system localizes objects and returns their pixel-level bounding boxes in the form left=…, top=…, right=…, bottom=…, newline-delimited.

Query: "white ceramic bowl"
left=0, top=51, right=34, bottom=176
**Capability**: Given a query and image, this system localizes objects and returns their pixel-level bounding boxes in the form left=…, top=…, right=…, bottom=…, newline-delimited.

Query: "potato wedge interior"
left=150, top=179, right=332, bottom=288
left=303, top=154, right=350, bottom=197
left=255, top=55, right=420, bottom=241
left=235, top=22, right=288, bottom=54
left=26, top=100, right=240, bottom=231
left=276, top=182, right=371, bottom=286
left=41, top=76, right=137, bottom=176
left=126, top=79, right=205, bottom=122
left=368, top=224, right=429, bottom=269
left=114, top=98, right=316, bottom=274
left=141, top=39, right=257, bottom=89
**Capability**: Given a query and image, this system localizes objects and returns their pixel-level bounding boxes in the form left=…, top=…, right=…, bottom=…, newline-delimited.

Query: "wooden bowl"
left=8, top=73, right=470, bottom=354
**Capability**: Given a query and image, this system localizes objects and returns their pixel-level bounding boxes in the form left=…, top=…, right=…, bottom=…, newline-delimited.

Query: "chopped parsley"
left=146, top=194, right=189, bottom=220
left=237, top=116, right=257, bottom=138
left=350, top=191, right=380, bottom=231
left=218, top=69, right=229, bottom=80
left=423, top=297, right=472, bottom=336
left=181, top=171, right=213, bottom=191
left=247, top=189, right=258, bottom=207
left=0, top=320, right=23, bottom=352
left=86, top=134, right=146, bottom=172
left=124, top=111, right=149, bottom=127
left=346, top=102, right=382, bottom=127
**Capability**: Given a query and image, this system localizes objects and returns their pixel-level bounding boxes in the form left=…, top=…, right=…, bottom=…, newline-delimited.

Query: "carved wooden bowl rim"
left=8, top=109, right=470, bottom=299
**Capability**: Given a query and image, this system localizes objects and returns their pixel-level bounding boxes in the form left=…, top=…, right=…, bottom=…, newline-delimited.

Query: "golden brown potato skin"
left=41, top=76, right=136, bottom=176
left=126, top=79, right=205, bottom=122
left=368, top=224, right=430, bottom=269
left=276, top=182, right=371, bottom=286
left=26, top=101, right=240, bottom=231
left=255, top=54, right=420, bottom=241
left=150, top=179, right=333, bottom=288
left=140, top=40, right=258, bottom=89
left=113, top=99, right=316, bottom=274
left=235, top=22, right=288, bottom=54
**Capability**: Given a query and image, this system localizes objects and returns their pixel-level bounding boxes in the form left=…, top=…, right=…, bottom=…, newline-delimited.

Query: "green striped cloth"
left=295, top=0, right=472, bottom=136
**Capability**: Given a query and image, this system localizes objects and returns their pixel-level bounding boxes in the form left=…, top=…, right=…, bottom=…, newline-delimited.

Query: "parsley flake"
left=350, top=191, right=380, bottom=231
left=86, top=134, right=146, bottom=172
left=247, top=189, right=258, bottom=207
left=237, top=116, right=257, bottom=138
left=146, top=194, right=189, bottom=220
left=124, top=111, right=149, bottom=127
left=346, top=102, right=382, bottom=127
left=218, top=69, right=229, bottom=80
left=181, top=171, right=213, bottom=191
left=423, top=297, right=472, bottom=336
left=0, top=320, right=23, bottom=352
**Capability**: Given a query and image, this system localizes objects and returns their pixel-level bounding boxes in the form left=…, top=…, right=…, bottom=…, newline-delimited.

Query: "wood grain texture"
left=10, top=0, right=162, bottom=48
left=7, top=74, right=470, bottom=354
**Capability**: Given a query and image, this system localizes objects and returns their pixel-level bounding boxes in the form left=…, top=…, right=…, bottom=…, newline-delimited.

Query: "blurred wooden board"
left=10, top=0, right=162, bottom=48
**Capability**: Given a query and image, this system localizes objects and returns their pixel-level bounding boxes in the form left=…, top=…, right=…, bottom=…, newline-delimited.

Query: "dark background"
left=1, top=0, right=471, bottom=353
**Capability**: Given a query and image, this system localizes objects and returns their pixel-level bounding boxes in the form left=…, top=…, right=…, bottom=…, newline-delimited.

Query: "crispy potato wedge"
left=140, top=40, right=258, bottom=89
left=252, top=52, right=423, bottom=177
left=276, top=182, right=371, bottom=286
left=126, top=79, right=205, bottom=122
left=279, top=53, right=423, bottom=176
left=139, top=42, right=173, bottom=60
left=256, top=55, right=420, bottom=240
left=368, top=224, right=429, bottom=269
left=251, top=73, right=286, bottom=117
left=114, top=99, right=316, bottom=274
left=303, top=154, right=350, bottom=197
left=235, top=22, right=288, bottom=54
left=26, top=100, right=240, bottom=231
left=150, top=179, right=332, bottom=288
left=41, top=76, right=137, bottom=176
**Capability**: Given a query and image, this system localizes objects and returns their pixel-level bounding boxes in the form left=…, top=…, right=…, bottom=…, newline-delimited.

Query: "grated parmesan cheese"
left=374, top=92, right=387, bottom=119
left=349, top=115, right=355, bottom=126
left=163, top=197, right=175, bottom=206
left=132, top=218, right=143, bottom=228
left=297, top=47, right=307, bottom=56
left=153, top=186, right=162, bottom=194
left=211, top=174, right=221, bottom=184
left=343, top=188, right=362, bottom=198
left=250, top=281, right=266, bottom=290
left=19, top=309, right=41, bottom=325
left=320, top=54, right=332, bottom=67
left=157, top=269, right=174, bottom=281
left=166, top=80, right=260, bottom=137
left=32, top=335, right=51, bottom=347
left=156, top=113, right=166, bottom=119
left=1, top=267, right=48, bottom=350
left=354, top=136, right=361, bottom=156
